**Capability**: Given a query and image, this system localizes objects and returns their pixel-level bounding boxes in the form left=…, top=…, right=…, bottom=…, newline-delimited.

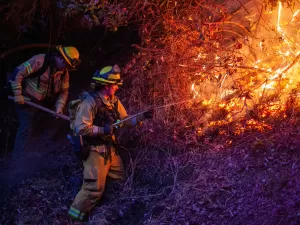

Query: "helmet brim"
left=92, top=77, right=123, bottom=86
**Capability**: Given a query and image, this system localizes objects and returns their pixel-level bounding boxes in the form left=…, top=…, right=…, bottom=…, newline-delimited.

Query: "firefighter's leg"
left=107, top=148, right=125, bottom=180
left=13, top=104, right=36, bottom=157
left=69, top=151, right=110, bottom=221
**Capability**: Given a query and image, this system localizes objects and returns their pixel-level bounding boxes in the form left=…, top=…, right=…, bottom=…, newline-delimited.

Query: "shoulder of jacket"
left=32, top=54, right=46, bottom=61
left=31, top=54, right=46, bottom=67
left=80, top=92, right=97, bottom=108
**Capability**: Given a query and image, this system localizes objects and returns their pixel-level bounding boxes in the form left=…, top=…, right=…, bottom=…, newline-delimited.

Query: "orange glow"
left=190, top=1, right=300, bottom=137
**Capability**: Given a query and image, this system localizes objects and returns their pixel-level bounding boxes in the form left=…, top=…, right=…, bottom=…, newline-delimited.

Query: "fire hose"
left=7, top=95, right=70, bottom=121
left=7, top=95, right=192, bottom=127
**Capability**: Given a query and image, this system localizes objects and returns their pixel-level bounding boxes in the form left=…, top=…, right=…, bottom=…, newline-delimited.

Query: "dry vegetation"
left=122, top=0, right=300, bottom=147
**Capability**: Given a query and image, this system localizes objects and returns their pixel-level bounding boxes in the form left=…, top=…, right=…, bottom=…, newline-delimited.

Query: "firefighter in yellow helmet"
left=68, top=65, right=153, bottom=222
left=9, top=45, right=81, bottom=158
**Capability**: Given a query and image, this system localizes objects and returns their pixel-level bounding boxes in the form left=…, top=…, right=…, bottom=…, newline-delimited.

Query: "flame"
left=191, top=83, right=200, bottom=98
left=277, top=1, right=282, bottom=32
left=190, top=1, right=300, bottom=137
left=292, top=10, right=300, bottom=22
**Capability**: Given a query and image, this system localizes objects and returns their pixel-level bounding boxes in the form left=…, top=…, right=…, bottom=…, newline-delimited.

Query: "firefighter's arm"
left=74, top=100, right=106, bottom=136
left=55, top=70, right=69, bottom=113
left=10, top=55, right=44, bottom=104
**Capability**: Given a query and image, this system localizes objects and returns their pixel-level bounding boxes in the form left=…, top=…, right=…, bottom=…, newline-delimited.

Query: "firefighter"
left=9, top=45, right=81, bottom=158
left=68, top=64, right=153, bottom=221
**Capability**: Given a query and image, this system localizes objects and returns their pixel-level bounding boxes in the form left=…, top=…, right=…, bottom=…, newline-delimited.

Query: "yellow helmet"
left=92, top=65, right=123, bottom=85
left=56, top=45, right=81, bottom=68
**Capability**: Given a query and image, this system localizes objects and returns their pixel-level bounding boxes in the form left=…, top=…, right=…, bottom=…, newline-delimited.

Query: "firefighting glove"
left=56, top=108, right=63, bottom=114
left=14, top=94, right=24, bottom=104
left=143, top=109, right=154, bottom=119
left=54, top=107, right=63, bottom=119
left=103, top=123, right=114, bottom=135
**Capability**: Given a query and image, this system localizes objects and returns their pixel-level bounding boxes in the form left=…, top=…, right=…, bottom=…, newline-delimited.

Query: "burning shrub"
left=119, top=0, right=300, bottom=150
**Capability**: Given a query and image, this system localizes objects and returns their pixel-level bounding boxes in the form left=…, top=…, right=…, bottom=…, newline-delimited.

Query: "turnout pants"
left=13, top=104, right=38, bottom=157
left=68, top=148, right=125, bottom=221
